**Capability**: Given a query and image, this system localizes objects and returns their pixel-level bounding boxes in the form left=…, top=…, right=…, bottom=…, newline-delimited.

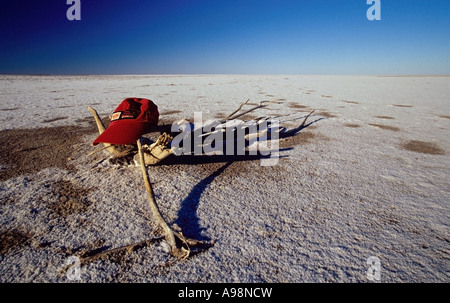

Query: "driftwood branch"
left=136, top=139, right=188, bottom=258
left=76, top=237, right=164, bottom=266
left=224, top=99, right=250, bottom=120
left=137, top=138, right=211, bottom=257
left=87, top=106, right=123, bottom=157
left=79, top=99, right=283, bottom=265
left=62, top=139, right=209, bottom=268
left=301, top=110, right=315, bottom=127
left=221, top=99, right=275, bottom=123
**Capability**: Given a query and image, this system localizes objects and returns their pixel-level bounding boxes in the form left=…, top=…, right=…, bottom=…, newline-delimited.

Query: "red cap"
left=93, top=98, right=159, bottom=146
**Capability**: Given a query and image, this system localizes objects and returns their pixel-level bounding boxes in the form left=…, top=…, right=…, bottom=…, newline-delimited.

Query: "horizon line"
left=1, top=73, right=450, bottom=78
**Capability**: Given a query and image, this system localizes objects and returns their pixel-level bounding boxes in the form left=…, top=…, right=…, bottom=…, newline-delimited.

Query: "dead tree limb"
left=224, top=99, right=250, bottom=120
left=136, top=138, right=188, bottom=258
left=77, top=237, right=164, bottom=266
left=137, top=139, right=211, bottom=258
left=62, top=139, right=207, bottom=267
left=87, top=106, right=123, bottom=157
left=301, top=110, right=315, bottom=127
left=221, top=99, right=275, bottom=123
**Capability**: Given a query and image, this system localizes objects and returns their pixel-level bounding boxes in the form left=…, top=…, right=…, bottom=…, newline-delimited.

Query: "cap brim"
left=92, top=120, right=151, bottom=146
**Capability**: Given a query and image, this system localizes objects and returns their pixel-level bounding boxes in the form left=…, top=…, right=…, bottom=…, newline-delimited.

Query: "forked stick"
left=137, top=139, right=188, bottom=258
left=87, top=106, right=123, bottom=157
left=224, top=99, right=250, bottom=120
left=63, top=140, right=204, bottom=267
left=137, top=139, right=210, bottom=258
left=301, top=110, right=315, bottom=127
left=221, top=99, right=275, bottom=123
left=87, top=106, right=107, bottom=133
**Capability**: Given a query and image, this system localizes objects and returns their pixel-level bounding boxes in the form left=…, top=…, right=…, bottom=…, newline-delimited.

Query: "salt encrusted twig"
left=300, top=110, right=315, bottom=127
left=224, top=98, right=250, bottom=120
left=61, top=137, right=208, bottom=267
left=76, top=236, right=165, bottom=266
left=221, top=99, right=275, bottom=123
left=137, top=138, right=189, bottom=258
left=87, top=106, right=124, bottom=157
left=138, top=138, right=211, bottom=257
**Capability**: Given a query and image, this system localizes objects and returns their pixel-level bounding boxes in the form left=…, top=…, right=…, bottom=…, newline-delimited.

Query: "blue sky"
left=1, top=0, right=449, bottom=75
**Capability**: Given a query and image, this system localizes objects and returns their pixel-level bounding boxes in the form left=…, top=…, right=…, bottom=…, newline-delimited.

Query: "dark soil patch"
left=42, top=117, right=68, bottom=123
left=401, top=140, right=445, bottom=155
left=0, top=125, right=95, bottom=181
left=369, top=123, right=401, bottom=132
left=0, top=229, right=33, bottom=255
left=317, top=111, right=337, bottom=118
left=279, top=131, right=329, bottom=149
left=47, top=180, right=93, bottom=216
left=437, top=115, right=450, bottom=120
left=288, top=103, right=309, bottom=110
left=392, top=104, right=413, bottom=108
left=344, top=123, right=361, bottom=128
left=374, top=116, right=395, bottom=120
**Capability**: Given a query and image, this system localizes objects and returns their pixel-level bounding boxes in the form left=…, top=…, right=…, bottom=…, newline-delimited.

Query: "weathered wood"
left=87, top=106, right=123, bottom=157
left=137, top=138, right=189, bottom=258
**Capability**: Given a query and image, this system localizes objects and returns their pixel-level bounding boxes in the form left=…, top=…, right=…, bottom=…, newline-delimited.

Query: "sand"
left=0, top=74, right=449, bottom=282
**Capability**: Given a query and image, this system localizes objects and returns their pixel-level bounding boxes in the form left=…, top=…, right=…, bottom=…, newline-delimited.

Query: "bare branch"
left=222, top=100, right=275, bottom=123
left=87, top=106, right=123, bottom=157
left=77, top=237, right=164, bottom=266
left=137, top=139, right=183, bottom=255
left=300, top=110, right=315, bottom=127
left=224, top=99, right=250, bottom=120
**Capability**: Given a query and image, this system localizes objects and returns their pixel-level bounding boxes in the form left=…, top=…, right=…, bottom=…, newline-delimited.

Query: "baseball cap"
left=92, top=98, right=159, bottom=146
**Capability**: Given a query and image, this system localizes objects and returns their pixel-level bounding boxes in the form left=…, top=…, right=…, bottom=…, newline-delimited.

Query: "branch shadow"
left=173, top=161, right=233, bottom=242
left=149, top=114, right=324, bottom=167
left=86, top=107, right=327, bottom=258
left=279, top=116, right=324, bottom=138
left=149, top=112, right=324, bottom=249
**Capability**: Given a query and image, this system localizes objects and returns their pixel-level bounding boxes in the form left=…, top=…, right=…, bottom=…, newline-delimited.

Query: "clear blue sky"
left=1, top=0, right=449, bottom=75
